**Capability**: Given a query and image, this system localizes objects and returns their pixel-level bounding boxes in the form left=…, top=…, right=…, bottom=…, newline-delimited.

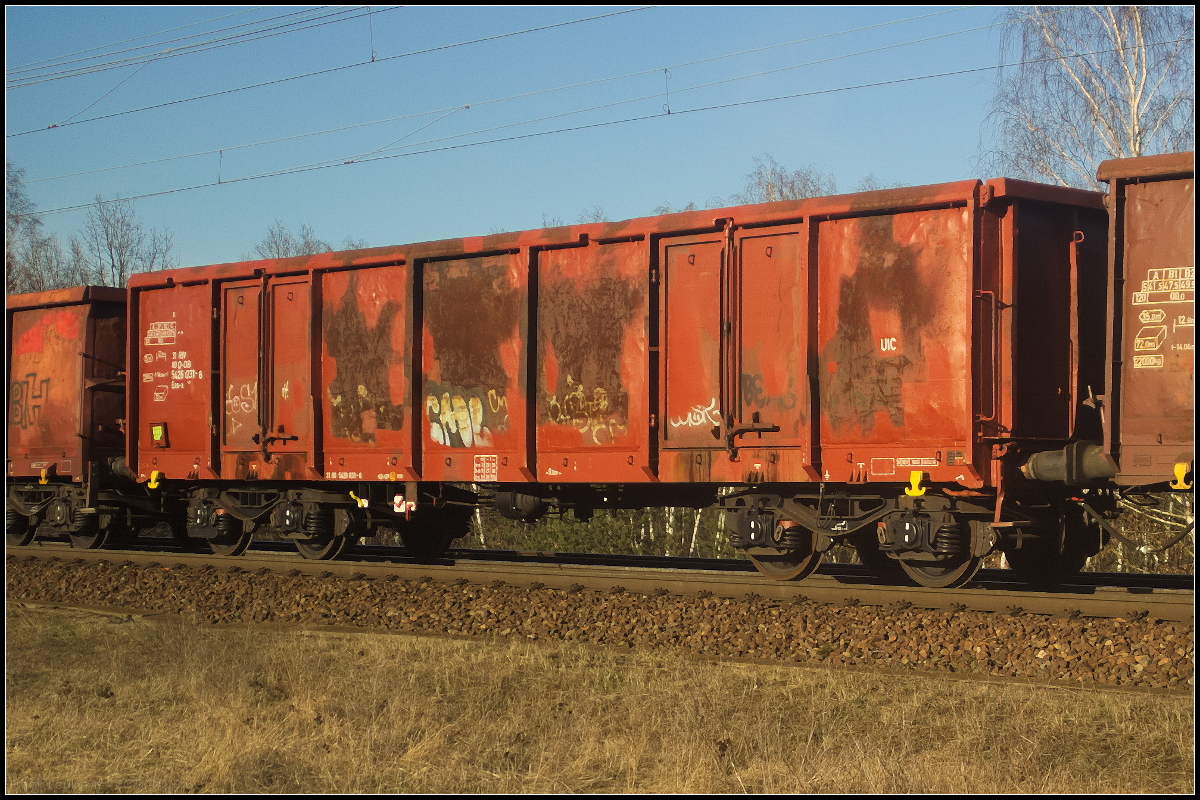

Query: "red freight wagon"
left=120, top=178, right=1109, bottom=584
left=1099, top=152, right=1194, bottom=488
left=6, top=286, right=129, bottom=547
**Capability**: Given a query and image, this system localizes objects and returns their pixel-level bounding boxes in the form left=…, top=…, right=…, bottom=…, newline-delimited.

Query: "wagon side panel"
left=814, top=206, right=978, bottom=486
left=132, top=283, right=216, bottom=482
left=319, top=263, right=415, bottom=481
left=535, top=239, right=651, bottom=482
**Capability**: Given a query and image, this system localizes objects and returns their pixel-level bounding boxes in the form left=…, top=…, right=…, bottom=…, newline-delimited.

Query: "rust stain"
left=324, top=274, right=405, bottom=443
left=819, top=215, right=935, bottom=436
left=425, top=259, right=519, bottom=388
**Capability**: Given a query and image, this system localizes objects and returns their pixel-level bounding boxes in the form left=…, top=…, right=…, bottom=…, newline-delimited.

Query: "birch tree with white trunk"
left=982, top=6, right=1194, bottom=190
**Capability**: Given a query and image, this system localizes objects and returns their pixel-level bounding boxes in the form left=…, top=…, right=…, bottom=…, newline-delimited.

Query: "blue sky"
left=6, top=6, right=1010, bottom=269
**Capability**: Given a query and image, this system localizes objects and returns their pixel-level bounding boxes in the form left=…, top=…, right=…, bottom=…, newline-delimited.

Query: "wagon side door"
left=220, top=280, right=263, bottom=476
left=660, top=234, right=726, bottom=464
left=220, top=276, right=315, bottom=480
left=733, top=224, right=812, bottom=453
left=264, top=277, right=313, bottom=477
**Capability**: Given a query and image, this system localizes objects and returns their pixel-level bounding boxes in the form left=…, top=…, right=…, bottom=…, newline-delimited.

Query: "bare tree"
left=6, top=160, right=74, bottom=294
left=70, top=195, right=175, bottom=287
left=982, top=6, right=1195, bottom=189
left=729, top=155, right=838, bottom=204
left=651, top=201, right=697, bottom=215
left=853, top=174, right=906, bottom=192
left=576, top=206, right=609, bottom=224
left=250, top=220, right=333, bottom=260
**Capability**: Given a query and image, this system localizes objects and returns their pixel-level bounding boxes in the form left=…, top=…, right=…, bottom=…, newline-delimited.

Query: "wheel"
left=1004, top=506, right=1099, bottom=588
left=888, top=519, right=983, bottom=589
left=295, top=507, right=363, bottom=560
left=897, top=555, right=982, bottom=589
left=68, top=529, right=107, bottom=549
left=399, top=504, right=472, bottom=561
left=1004, top=517, right=1094, bottom=588
left=5, top=504, right=35, bottom=547
left=68, top=513, right=106, bottom=549
left=296, top=534, right=349, bottom=560
left=208, top=522, right=253, bottom=557
left=748, top=522, right=822, bottom=581
left=36, top=496, right=105, bottom=549
left=209, top=531, right=252, bottom=557
left=749, top=551, right=822, bottom=581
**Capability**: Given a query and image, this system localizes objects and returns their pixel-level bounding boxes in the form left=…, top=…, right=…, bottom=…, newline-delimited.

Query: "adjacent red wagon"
left=6, top=286, right=128, bottom=547
left=1098, top=152, right=1194, bottom=488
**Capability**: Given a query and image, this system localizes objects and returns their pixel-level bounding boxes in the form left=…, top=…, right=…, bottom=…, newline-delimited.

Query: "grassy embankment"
left=6, top=605, right=1192, bottom=794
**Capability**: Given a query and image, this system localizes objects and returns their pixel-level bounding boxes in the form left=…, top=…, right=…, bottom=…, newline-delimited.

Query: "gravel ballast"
left=6, top=556, right=1193, bottom=690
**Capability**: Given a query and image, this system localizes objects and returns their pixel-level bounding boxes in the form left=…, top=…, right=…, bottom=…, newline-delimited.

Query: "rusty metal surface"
left=133, top=282, right=214, bottom=482
left=122, top=178, right=1111, bottom=489
left=421, top=253, right=528, bottom=483
left=321, top=264, right=414, bottom=481
left=422, top=256, right=521, bottom=439
left=8, top=304, right=88, bottom=479
left=1102, top=154, right=1195, bottom=484
left=662, top=235, right=724, bottom=449
left=7, top=288, right=126, bottom=481
left=985, top=177, right=1106, bottom=209
left=1097, top=151, right=1195, bottom=182
left=219, top=280, right=261, bottom=477
left=816, top=207, right=976, bottom=485
left=536, top=239, right=650, bottom=482
left=736, top=226, right=810, bottom=450
left=5, top=285, right=126, bottom=311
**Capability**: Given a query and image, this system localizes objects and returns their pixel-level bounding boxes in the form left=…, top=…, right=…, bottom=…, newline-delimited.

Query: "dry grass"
left=5, top=604, right=1193, bottom=794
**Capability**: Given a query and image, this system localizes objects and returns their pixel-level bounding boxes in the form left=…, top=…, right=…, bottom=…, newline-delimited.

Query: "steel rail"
left=7, top=543, right=1193, bottom=622
left=29, top=534, right=1193, bottom=591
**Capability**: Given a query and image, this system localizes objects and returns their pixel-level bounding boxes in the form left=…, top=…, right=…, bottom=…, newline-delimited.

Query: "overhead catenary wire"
left=4, top=6, right=268, bottom=74
left=5, top=7, right=383, bottom=87
left=344, top=15, right=1024, bottom=162
left=6, top=7, right=359, bottom=84
left=54, top=57, right=160, bottom=126
left=5, top=7, right=656, bottom=137
left=26, top=6, right=981, bottom=184
left=39, top=8, right=391, bottom=130
left=32, top=36, right=1192, bottom=217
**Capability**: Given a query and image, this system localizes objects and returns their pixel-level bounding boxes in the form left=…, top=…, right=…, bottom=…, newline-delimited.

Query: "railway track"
left=8, top=539, right=1192, bottom=692
left=7, top=539, right=1193, bottom=622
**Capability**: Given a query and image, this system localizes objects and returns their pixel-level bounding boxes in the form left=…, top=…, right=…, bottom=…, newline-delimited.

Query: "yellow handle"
left=1170, top=462, right=1192, bottom=490
left=38, top=468, right=48, bottom=485
left=148, top=470, right=161, bottom=489
left=904, top=470, right=926, bottom=497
